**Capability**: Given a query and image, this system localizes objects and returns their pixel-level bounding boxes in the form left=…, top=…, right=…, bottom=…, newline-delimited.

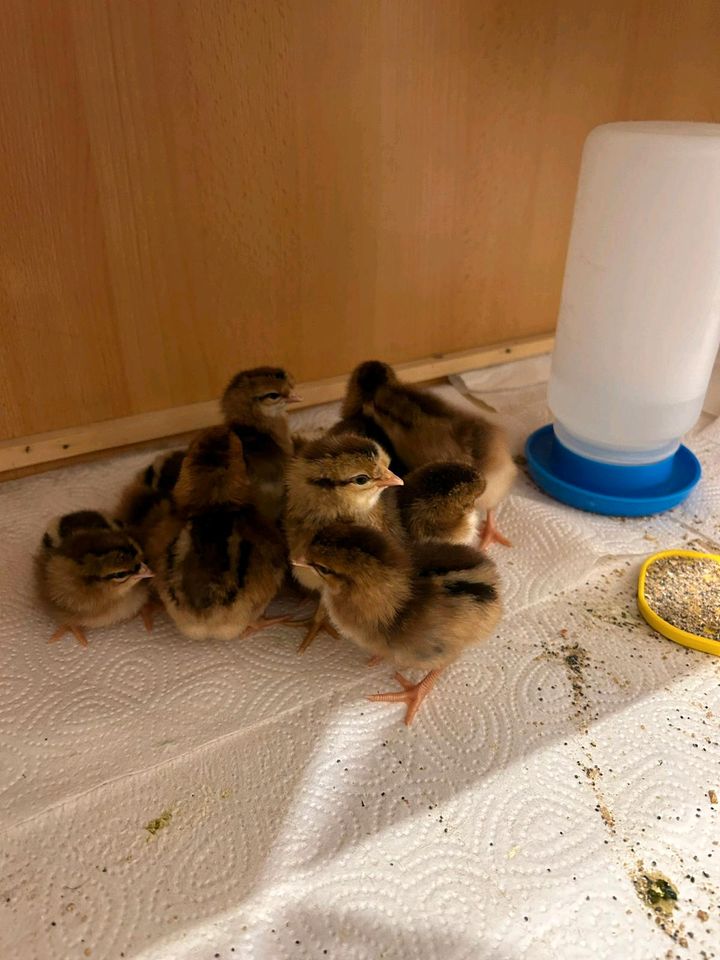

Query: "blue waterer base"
left=525, top=425, right=701, bottom=517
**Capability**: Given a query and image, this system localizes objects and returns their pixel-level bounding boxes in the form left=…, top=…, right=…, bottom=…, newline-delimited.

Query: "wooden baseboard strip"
left=0, top=334, right=553, bottom=478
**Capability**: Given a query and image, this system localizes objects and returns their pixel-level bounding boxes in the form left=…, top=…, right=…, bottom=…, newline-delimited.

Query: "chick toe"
left=48, top=624, right=89, bottom=647
left=479, top=509, right=512, bottom=550
left=368, top=669, right=443, bottom=725
left=242, top=614, right=296, bottom=638
left=296, top=609, right=340, bottom=654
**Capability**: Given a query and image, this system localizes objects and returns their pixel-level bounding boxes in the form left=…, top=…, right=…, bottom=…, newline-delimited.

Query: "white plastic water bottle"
left=528, top=122, right=720, bottom=515
left=550, top=122, right=720, bottom=463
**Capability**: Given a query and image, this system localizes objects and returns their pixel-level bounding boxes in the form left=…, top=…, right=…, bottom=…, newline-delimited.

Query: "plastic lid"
left=525, top=424, right=701, bottom=516
left=638, top=550, right=720, bottom=657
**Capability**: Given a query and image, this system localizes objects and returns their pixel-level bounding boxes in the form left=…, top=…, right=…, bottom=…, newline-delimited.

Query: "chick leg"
left=48, top=624, right=88, bottom=647
left=479, top=509, right=512, bottom=550
left=368, top=669, right=444, bottom=725
left=139, top=600, right=162, bottom=633
left=367, top=655, right=385, bottom=668
left=297, top=604, right=340, bottom=654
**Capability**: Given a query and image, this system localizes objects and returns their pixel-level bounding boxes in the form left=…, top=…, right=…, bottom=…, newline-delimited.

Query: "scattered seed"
left=644, top=556, right=720, bottom=640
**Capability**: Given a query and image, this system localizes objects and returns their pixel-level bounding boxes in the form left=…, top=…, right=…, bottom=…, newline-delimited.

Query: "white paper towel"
left=2, top=371, right=719, bottom=960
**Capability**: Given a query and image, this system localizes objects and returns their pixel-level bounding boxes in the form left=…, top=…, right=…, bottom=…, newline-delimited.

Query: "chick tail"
left=48, top=624, right=88, bottom=647
left=479, top=508, right=512, bottom=550
left=368, top=668, right=444, bottom=725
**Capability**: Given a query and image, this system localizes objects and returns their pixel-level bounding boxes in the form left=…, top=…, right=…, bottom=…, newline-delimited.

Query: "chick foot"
left=479, top=509, right=512, bottom=550
left=48, top=624, right=88, bottom=647
left=241, top=614, right=300, bottom=638
left=297, top=606, right=340, bottom=654
left=368, top=669, right=444, bottom=725
left=367, top=655, right=385, bottom=668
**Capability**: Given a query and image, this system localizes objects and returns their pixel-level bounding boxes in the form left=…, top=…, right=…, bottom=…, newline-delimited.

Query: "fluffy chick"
left=327, top=363, right=410, bottom=476
left=285, top=433, right=404, bottom=651
left=36, top=510, right=153, bottom=646
left=352, top=360, right=517, bottom=549
left=397, top=461, right=486, bottom=546
left=116, top=449, right=185, bottom=548
left=296, top=523, right=502, bottom=724
left=145, top=426, right=287, bottom=641
left=221, top=366, right=301, bottom=522
left=325, top=415, right=408, bottom=478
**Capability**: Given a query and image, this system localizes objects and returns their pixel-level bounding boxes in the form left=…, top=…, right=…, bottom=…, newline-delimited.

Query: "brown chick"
left=221, top=366, right=301, bottom=523
left=397, top=461, right=487, bottom=546
left=36, top=510, right=154, bottom=646
left=326, top=363, right=409, bottom=476
left=351, top=360, right=517, bottom=549
left=145, top=426, right=287, bottom=641
left=285, top=433, right=404, bottom=652
left=116, top=449, right=185, bottom=548
left=294, top=523, right=502, bottom=724
left=325, top=415, right=408, bottom=478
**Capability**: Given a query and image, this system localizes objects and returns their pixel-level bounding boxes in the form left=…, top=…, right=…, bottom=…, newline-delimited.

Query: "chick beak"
left=291, top=557, right=310, bottom=568
left=287, top=393, right=303, bottom=404
left=376, top=471, right=404, bottom=488
left=133, top=563, right=154, bottom=581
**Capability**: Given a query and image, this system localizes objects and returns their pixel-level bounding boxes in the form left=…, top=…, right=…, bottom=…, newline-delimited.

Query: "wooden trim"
left=0, top=334, right=553, bottom=478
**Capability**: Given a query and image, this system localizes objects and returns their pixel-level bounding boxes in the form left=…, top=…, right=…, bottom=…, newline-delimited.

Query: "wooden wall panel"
left=1, top=0, right=720, bottom=441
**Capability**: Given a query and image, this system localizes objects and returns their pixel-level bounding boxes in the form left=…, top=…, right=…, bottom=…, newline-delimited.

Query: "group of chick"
left=36, top=361, right=516, bottom=724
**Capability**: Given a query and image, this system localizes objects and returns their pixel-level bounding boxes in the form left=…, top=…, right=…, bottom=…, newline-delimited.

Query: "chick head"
left=57, top=528, right=151, bottom=598
left=291, top=434, right=403, bottom=514
left=297, top=522, right=403, bottom=594
left=221, top=366, right=300, bottom=421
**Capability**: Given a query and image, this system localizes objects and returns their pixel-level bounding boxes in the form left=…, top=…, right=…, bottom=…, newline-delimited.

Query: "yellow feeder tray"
left=638, top=549, right=720, bottom=656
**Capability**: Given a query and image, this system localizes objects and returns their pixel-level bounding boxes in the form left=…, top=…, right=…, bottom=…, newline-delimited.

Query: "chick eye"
left=262, top=392, right=281, bottom=401
left=107, top=563, right=139, bottom=582
left=315, top=564, right=331, bottom=576
left=352, top=475, right=371, bottom=485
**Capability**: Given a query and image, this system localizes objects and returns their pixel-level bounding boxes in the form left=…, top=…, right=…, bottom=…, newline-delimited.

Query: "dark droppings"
left=560, top=643, right=590, bottom=709
left=644, top=555, right=720, bottom=641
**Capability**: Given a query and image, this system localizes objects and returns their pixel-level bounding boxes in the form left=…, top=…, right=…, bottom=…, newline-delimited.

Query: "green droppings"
left=634, top=871, right=679, bottom=915
left=145, top=809, right=172, bottom=835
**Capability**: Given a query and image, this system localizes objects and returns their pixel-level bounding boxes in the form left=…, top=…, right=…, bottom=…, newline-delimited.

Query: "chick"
left=324, top=415, right=408, bottom=478
left=316, top=362, right=410, bottom=476
left=145, top=426, right=287, bottom=641
left=36, top=510, right=154, bottom=646
left=351, top=360, right=517, bottom=549
left=221, top=366, right=301, bottom=522
left=285, top=433, right=404, bottom=651
left=116, top=449, right=185, bottom=548
left=397, top=461, right=486, bottom=546
left=294, top=523, right=502, bottom=724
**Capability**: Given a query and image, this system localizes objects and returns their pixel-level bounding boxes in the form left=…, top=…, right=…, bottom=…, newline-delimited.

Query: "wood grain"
left=1, top=0, right=719, bottom=441
left=0, top=334, right=553, bottom=477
